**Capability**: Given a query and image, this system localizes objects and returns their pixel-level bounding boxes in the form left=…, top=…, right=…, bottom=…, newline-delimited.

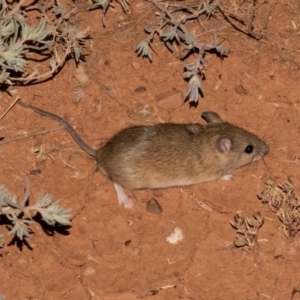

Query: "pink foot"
left=113, top=182, right=134, bottom=209
left=220, top=174, right=233, bottom=181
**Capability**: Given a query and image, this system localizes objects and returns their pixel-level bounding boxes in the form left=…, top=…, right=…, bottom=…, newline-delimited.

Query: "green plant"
left=136, top=0, right=271, bottom=103
left=136, top=0, right=227, bottom=104
left=0, top=177, right=71, bottom=243
left=89, top=0, right=130, bottom=27
left=0, top=0, right=88, bottom=86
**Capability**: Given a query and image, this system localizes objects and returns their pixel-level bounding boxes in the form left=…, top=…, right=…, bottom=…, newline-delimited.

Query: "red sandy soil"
left=1, top=1, right=300, bottom=299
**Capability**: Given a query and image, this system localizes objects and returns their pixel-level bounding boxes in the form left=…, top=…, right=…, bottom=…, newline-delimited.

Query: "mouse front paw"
left=220, top=174, right=233, bottom=181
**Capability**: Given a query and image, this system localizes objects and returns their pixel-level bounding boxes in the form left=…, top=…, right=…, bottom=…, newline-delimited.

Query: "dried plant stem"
left=13, top=48, right=69, bottom=84
left=149, top=0, right=198, bottom=37
left=7, top=0, right=27, bottom=16
left=0, top=127, right=63, bottom=145
left=0, top=97, right=20, bottom=121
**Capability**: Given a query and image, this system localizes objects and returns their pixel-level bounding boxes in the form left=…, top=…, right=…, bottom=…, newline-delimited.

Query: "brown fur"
left=18, top=100, right=269, bottom=191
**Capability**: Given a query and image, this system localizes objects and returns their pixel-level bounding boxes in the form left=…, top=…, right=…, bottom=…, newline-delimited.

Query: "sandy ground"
left=1, top=0, right=300, bottom=299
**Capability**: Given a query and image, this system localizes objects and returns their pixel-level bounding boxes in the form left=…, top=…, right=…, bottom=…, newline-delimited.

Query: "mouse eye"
left=245, top=145, right=254, bottom=154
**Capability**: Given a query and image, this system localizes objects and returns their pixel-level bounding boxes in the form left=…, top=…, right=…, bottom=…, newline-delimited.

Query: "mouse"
left=17, top=100, right=269, bottom=209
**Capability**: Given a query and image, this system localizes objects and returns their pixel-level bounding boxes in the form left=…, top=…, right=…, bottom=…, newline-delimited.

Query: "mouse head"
left=201, top=111, right=269, bottom=172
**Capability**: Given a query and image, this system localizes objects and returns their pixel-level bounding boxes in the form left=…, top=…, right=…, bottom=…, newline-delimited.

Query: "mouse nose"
left=253, top=145, right=269, bottom=161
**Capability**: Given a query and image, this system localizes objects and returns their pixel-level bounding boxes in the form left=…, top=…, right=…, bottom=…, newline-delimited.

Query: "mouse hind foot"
left=113, top=182, right=134, bottom=209
left=220, top=174, right=233, bottom=181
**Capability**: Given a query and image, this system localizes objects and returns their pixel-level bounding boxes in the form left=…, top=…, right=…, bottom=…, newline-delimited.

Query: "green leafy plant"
left=136, top=0, right=227, bottom=104
left=0, top=177, right=71, bottom=243
left=136, top=0, right=270, bottom=103
left=0, top=0, right=88, bottom=86
left=89, top=0, right=130, bottom=27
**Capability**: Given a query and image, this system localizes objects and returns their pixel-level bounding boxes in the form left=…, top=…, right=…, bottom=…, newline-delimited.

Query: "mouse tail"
left=17, top=100, right=97, bottom=157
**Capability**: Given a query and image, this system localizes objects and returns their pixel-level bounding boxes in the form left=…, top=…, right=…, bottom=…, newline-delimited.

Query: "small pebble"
left=235, top=84, right=247, bottom=95
left=84, top=267, right=96, bottom=276
left=132, top=61, right=141, bottom=70
left=8, top=89, right=18, bottom=95
left=146, top=198, right=162, bottom=215
left=135, top=86, right=147, bottom=93
left=74, top=65, right=89, bottom=85
left=125, top=240, right=131, bottom=246
left=29, top=169, right=42, bottom=175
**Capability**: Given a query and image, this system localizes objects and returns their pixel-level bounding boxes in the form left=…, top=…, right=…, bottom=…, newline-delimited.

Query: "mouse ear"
left=216, top=137, right=232, bottom=153
left=201, top=111, right=223, bottom=124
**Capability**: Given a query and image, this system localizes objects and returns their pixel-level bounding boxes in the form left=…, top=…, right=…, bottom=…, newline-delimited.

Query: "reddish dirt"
left=1, top=1, right=300, bottom=299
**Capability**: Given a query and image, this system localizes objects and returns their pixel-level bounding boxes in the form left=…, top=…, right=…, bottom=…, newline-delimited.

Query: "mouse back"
left=95, top=116, right=268, bottom=190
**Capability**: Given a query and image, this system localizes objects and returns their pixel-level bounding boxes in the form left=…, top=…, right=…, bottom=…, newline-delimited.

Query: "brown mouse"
left=17, top=100, right=269, bottom=208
